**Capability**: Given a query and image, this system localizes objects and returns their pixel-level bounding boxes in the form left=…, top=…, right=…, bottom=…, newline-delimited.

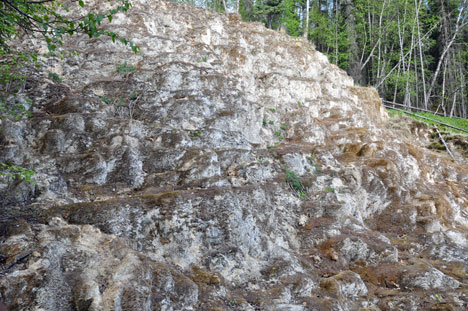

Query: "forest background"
left=180, top=0, right=468, bottom=118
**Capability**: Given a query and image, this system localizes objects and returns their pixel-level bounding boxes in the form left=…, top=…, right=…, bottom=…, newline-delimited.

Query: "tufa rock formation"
left=1, top=0, right=468, bottom=310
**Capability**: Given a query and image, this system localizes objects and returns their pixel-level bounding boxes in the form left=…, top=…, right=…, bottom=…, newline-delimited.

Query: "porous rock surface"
left=1, top=0, right=468, bottom=310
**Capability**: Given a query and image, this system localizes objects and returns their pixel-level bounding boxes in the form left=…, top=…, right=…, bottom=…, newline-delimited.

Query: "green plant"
left=101, top=96, right=113, bottom=104
left=274, top=131, right=282, bottom=137
left=196, top=55, right=208, bottom=62
left=268, top=120, right=274, bottom=125
left=297, top=101, right=302, bottom=106
left=280, top=124, right=288, bottom=131
left=285, top=169, right=306, bottom=192
left=269, top=108, right=276, bottom=113
left=263, top=119, right=267, bottom=126
left=115, top=100, right=128, bottom=107
left=0, top=162, right=35, bottom=184
left=267, top=143, right=280, bottom=150
left=48, top=72, right=62, bottom=83
left=325, top=187, right=335, bottom=193
left=0, top=162, right=35, bottom=208
left=190, top=130, right=202, bottom=138
left=117, top=62, right=137, bottom=74
left=129, top=92, right=138, bottom=100
left=0, top=96, right=32, bottom=120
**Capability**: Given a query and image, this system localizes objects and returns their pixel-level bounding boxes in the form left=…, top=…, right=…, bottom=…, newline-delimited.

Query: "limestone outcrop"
left=1, top=0, right=468, bottom=310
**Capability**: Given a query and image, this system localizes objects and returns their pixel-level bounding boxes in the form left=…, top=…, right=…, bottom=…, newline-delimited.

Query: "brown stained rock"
left=353, top=263, right=404, bottom=289
left=320, top=271, right=368, bottom=299
left=190, top=265, right=221, bottom=285
left=429, top=303, right=456, bottom=311
left=348, top=87, right=388, bottom=125
left=400, top=259, right=460, bottom=291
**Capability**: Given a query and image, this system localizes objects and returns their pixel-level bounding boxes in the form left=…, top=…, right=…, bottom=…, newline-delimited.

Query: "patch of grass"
left=267, top=142, right=280, bottom=150
left=117, top=61, right=137, bottom=74
left=268, top=120, right=274, bottom=125
left=115, top=99, right=128, bottom=107
left=269, top=108, right=276, bottom=113
left=263, top=119, right=267, bottom=126
left=48, top=72, right=62, bottom=83
left=297, top=101, right=302, bottom=106
left=274, top=131, right=282, bottom=137
left=190, top=130, right=202, bottom=138
left=280, top=124, right=287, bottom=131
left=101, top=96, right=113, bottom=104
left=386, top=108, right=468, bottom=135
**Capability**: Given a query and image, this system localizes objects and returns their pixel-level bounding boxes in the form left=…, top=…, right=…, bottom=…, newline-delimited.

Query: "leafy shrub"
left=0, top=162, right=35, bottom=184
left=285, top=169, right=306, bottom=192
left=0, top=96, right=32, bottom=120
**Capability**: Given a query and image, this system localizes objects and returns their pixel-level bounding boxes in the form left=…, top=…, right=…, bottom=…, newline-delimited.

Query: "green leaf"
left=79, top=0, right=84, bottom=8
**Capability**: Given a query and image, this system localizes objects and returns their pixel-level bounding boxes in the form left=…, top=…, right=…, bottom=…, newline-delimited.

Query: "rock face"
left=1, top=0, right=468, bottom=310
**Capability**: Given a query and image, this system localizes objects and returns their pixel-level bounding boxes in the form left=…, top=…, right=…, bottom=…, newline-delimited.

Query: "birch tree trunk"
left=425, top=0, right=468, bottom=109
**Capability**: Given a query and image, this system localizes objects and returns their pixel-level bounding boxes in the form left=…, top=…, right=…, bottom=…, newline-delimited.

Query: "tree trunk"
left=415, top=0, right=428, bottom=109
left=425, top=0, right=468, bottom=109
left=343, top=0, right=365, bottom=85
left=304, top=0, right=309, bottom=38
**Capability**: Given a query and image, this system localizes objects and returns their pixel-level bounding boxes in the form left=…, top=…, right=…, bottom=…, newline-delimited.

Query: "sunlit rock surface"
left=1, top=0, right=468, bottom=310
